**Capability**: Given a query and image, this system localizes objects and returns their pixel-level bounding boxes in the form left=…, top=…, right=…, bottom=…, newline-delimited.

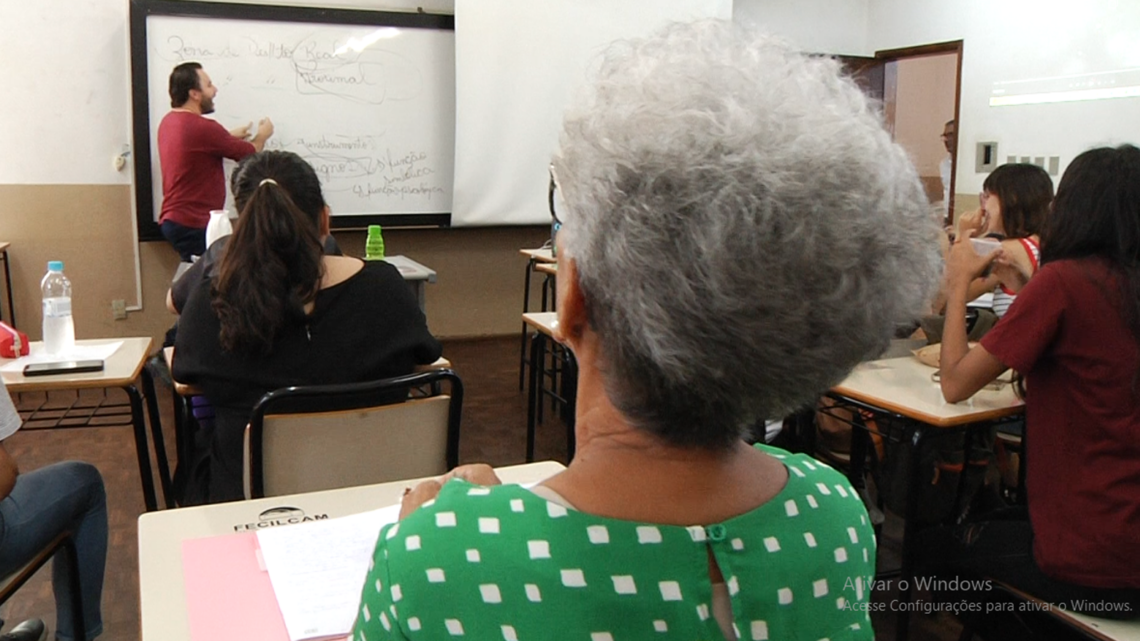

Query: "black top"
left=173, top=259, right=442, bottom=503
left=170, top=234, right=343, bottom=313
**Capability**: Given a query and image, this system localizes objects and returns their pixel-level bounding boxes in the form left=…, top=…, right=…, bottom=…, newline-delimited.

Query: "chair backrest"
left=245, top=369, right=462, bottom=499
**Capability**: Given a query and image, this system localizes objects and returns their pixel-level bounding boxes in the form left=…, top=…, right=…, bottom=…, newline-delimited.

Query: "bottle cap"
left=47, top=261, right=63, bottom=271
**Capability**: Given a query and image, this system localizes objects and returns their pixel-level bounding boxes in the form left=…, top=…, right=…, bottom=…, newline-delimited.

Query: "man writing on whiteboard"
left=157, top=62, right=274, bottom=261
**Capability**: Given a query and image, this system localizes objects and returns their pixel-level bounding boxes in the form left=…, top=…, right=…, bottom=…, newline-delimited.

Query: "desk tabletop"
left=519, top=247, right=556, bottom=263
left=832, top=355, right=1024, bottom=427
left=522, top=311, right=559, bottom=337
left=0, top=242, right=9, bottom=253
left=0, top=337, right=152, bottom=392
left=534, top=262, right=558, bottom=276
left=382, top=255, right=436, bottom=284
left=138, top=461, right=565, bottom=641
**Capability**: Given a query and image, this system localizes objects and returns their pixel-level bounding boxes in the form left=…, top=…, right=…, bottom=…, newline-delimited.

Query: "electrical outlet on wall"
left=111, top=299, right=127, bottom=320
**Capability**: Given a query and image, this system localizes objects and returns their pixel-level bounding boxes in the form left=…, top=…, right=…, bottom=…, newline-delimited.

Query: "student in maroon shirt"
left=930, top=145, right=1140, bottom=627
left=157, top=62, right=274, bottom=261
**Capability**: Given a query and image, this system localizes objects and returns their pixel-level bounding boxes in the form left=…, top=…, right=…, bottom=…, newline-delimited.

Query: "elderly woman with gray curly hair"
left=352, top=20, right=939, bottom=641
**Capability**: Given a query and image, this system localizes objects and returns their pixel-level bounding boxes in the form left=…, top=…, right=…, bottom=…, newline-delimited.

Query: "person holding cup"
left=954, top=163, right=1053, bottom=317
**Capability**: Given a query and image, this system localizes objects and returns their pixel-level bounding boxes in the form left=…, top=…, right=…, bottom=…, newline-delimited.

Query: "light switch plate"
left=976, top=142, right=999, bottom=172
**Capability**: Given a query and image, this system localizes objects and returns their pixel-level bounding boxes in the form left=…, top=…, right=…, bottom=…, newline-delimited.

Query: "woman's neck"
left=539, top=361, right=787, bottom=524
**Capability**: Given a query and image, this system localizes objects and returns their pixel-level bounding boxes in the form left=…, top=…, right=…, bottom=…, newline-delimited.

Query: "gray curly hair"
left=552, top=20, right=940, bottom=450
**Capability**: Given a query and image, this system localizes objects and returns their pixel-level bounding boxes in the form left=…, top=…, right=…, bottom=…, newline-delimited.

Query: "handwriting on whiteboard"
left=147, top=16, right=455, bottom=215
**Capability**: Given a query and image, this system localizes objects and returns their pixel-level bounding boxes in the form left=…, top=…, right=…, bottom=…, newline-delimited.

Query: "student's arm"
left=170, top=239, right=226, bottom=314
left=930, top=272, right=998, bottom=316
left=168, top=264, right=206, bottom=315
left=940, top=239, right=1008, bottom=402
left=168, top=257, right=207, bottom=314
left=965, top=273, right=1000, bottom=303
left=992, top=238, right=1034, bottom=294
left=0, top=443, right=19, bottom=502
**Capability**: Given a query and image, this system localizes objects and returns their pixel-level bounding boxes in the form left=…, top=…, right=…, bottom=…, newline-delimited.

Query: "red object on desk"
left=0, top=322, right=28, bottom=358
left=182, top=533, right=290, bottom=641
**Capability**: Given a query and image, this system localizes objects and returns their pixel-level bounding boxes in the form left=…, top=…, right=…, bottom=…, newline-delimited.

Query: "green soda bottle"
left=365, top=224, right=385, bottom=260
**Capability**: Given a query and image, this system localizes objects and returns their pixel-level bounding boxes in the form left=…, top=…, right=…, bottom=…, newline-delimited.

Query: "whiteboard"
left=132, top=1, right=454, bottom=236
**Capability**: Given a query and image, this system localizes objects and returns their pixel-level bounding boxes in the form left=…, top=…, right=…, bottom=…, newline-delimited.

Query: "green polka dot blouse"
left=354, top=445, right=876, bottom=640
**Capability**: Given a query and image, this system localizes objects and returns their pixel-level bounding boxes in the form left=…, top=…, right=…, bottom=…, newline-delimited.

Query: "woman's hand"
left=945, top=233, right=1001, bottom=294
left=399, top=479, right=442, bottom=520
left=440, top=464, right=502, bottom=487
left=955, top=207, right=988, bottom=241
left=398, top=464, right=503, bottom=520
left=991, top=251, right=1033, bottom=294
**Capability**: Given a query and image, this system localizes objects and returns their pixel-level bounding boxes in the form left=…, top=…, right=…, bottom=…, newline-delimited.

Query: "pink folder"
left=182, top=532, right=289, bottom=641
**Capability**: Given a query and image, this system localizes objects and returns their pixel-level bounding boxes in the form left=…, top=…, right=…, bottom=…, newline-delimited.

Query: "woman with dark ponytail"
left=174, top=151, right=442, bottom=504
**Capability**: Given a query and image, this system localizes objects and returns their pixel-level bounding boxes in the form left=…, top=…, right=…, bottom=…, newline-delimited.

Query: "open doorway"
left=838, top=41, right=963, bottom=225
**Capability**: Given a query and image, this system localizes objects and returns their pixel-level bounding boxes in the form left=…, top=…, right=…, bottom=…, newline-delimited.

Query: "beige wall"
left=950, top=191, right=980, bottom=225
left=0, top=184, right=549, bottom=345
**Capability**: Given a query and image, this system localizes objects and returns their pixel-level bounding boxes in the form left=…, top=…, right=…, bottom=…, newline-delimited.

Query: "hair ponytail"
left=212, top=153, right=326, bottom=355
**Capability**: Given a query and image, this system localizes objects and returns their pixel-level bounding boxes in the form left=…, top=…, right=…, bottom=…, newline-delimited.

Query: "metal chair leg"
left=526, top=332, right=543, bottom=462
left=519, top=259, right=535, bottom=390
left=141, top=367, right=175, bottom=508
left=125, top=385, right=159, bottom=512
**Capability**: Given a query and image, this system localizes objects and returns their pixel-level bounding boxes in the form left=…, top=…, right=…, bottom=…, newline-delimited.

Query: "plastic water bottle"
left=365, top=224, right=385, bottom=260
left=41, top=261, right=75, bottom=356
left=205, top=209, right=233, bottom=250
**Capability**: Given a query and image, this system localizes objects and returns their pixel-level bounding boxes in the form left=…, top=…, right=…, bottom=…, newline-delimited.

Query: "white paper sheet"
left=256, top=504, right=401, bottom=641
left=0, top=341, right=123, bottom=373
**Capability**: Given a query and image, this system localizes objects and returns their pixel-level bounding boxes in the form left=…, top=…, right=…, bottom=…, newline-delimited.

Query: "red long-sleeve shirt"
left=157, top=111, right=254, bottom=229
left=982, top=258, right=1140, bottom=588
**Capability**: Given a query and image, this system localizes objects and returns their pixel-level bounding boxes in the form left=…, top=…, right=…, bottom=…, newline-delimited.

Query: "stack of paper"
left=258, top=505, right=401, bottom=640
left=182, top=503, right=401, bottom=641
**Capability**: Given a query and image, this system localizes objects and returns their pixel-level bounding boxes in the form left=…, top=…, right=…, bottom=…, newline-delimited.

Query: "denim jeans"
left=160, top=220, right=207, bottom=263
left=0, top=462, right=107, bottom=640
